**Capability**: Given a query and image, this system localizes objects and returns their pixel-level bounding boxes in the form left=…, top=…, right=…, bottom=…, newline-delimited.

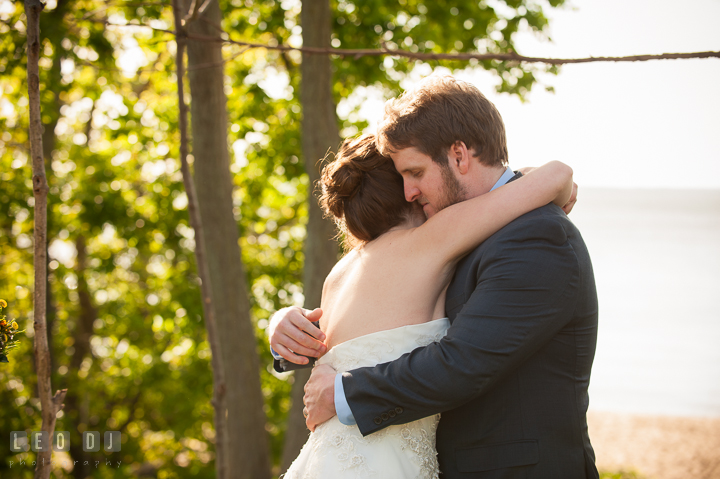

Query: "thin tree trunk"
left=42, top=7, right=67, bottom=398
left=280, top=0, right=341, bottom=471
left=171, top=3, right=228, bottom=478
left=182, top=0, right=271, bottom=477
left=24, top=1, right=67, bottom=477
left=64, top=235, right=95, bottom=479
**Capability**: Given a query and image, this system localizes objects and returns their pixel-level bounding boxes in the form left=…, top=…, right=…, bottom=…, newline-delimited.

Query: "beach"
left=569, top=189, right=720, bottom=478
left=589, top=411, right=720, bottom=478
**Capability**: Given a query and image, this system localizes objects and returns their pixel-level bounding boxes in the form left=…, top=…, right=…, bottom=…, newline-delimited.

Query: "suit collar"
left=506, top=171, right=523, bottom=184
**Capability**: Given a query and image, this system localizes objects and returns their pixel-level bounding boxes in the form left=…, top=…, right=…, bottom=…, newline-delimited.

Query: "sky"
left=358, top=0, right=720, bottom=189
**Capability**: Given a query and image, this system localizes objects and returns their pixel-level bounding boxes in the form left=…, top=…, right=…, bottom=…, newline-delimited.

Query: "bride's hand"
left=562, top=182, right=578, bottom=214
left=268, top=306, right=327, bottom=364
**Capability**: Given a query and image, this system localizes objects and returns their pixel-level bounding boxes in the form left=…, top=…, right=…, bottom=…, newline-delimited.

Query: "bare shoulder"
left=368, top=227, right=432, bottom=262
left=322, top=249, right=357, bottom=295
left=373, top=227, right=453, bottom=278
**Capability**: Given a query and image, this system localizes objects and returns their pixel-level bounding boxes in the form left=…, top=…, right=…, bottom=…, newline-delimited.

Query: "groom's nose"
left=404, top=183, right=420, bottom=202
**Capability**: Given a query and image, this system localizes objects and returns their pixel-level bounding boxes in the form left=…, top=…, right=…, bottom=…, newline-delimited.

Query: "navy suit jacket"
left=342, top=181, right=599, bottom=478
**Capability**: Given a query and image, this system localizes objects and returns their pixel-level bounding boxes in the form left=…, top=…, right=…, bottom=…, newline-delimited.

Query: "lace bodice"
left=318, top=318, right=449, bottom=373
left=284, top=318, right=450, bottom=479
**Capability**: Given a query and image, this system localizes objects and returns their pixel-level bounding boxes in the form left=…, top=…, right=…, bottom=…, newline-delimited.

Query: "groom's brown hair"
left=377, top=75, right=508, bottom=168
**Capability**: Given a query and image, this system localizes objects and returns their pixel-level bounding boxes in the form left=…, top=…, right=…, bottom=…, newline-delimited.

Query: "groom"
left=270, top=75, right=599, bottom=478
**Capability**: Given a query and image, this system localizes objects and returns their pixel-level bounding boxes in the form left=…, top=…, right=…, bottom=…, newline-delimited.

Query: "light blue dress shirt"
left=334, top=166, right=515, bottom=425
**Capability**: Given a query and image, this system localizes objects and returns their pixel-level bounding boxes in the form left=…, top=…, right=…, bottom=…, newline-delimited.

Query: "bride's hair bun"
left=319, top=134, right=413, bottom=247
left=320, top=146, right=365, bottom=219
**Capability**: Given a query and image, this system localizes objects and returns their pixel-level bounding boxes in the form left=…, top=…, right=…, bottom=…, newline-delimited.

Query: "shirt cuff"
left=334, top=373, right=356, bottom=426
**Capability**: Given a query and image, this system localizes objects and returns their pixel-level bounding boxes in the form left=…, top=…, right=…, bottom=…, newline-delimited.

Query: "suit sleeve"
left=342, top=216, right=581, bottom=436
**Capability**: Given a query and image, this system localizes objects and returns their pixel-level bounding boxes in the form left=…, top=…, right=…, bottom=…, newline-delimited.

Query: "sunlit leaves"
left=0, top=0, right=566, bottom=474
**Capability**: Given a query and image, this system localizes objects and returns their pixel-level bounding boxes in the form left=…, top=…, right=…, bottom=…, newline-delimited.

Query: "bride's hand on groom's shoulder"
left=268, top=306, right=327, bottom=364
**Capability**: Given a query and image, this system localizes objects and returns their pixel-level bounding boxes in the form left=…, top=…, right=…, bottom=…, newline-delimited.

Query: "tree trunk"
left=43, top=61, right=61, bottom=403
left=171, top=2, right=227, bottom=478
left=24, top=1, right=67, bottom=477
left=280, top=0, right=341, bottom=471
left=64, top=235, right=95, bottom=479
left=183, top=1, right=271, bottom=477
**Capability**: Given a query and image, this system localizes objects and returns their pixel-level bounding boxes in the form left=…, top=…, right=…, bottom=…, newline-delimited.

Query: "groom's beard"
left=423, top=165, right=466, bottom=217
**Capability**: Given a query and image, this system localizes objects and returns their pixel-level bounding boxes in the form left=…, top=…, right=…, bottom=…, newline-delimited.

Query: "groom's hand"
left=304, top=364, right=337, bottom=431
left=268, top=307, right=326, bottom=364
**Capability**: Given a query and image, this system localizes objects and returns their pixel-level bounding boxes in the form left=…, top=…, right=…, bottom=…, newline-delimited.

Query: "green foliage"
left=329, top=0, right=564, bottom=99
left=600, top=470, right=643, bottom=479
left=0, top=0, right=565, bottom=475
left=0, top=299, right=24, bottom=362
left=2, top=1, right=219, bottom=476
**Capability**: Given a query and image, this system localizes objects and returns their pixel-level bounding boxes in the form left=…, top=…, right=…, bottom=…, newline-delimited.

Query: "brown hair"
left=319, top=134, right=413, bottom=248
left=377, top=75, right=508, bottom=168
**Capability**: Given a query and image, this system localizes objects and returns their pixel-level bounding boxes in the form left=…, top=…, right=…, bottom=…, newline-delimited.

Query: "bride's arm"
left=519, top=166, right=578, bottom=214
left=412, top=161, right=573, bottom=265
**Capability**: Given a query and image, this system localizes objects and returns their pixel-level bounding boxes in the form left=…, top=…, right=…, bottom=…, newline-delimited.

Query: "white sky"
left=362, top=0, right=720, bottom=189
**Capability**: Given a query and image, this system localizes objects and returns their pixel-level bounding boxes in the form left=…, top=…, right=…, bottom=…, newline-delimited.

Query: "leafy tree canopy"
left=0, top=0, right=563, bottom=475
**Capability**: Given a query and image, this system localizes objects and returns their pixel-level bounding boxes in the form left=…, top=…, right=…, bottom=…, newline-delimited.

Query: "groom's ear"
left=450, top=141, right=471, bottom=175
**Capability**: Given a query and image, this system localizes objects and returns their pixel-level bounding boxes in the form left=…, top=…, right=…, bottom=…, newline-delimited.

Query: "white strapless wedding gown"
left=283, top=318, right=450, bottom=479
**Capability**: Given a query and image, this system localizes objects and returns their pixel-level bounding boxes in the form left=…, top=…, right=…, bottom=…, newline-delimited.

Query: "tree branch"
left=186, top=45, right=251, bottom=71
left=189, top=33, right=720, bottom=64
left=86, top=19, right=720, bottom=66
left=85, top=18, right=176, bottom=36
left=114, top=389, right=144, bottom=434
left=183, top=0, right=212, bottom=24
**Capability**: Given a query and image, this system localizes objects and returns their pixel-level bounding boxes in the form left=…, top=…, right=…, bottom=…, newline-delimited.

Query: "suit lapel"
left=444, top=171, right=522, bottom=321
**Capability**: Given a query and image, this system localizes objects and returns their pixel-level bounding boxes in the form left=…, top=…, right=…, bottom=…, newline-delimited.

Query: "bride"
left=278, top=134, right=573, bottom=478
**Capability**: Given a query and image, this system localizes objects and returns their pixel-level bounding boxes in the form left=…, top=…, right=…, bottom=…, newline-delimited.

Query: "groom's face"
left=391, top=147, right=466, bottom=218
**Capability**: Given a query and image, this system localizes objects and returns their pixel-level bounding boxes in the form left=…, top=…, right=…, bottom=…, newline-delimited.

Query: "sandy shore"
left=588, top=411, right=720, bottom=479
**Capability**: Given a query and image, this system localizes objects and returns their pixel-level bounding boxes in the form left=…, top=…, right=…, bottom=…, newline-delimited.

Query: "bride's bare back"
left=321, top=226, right=451, bottom=349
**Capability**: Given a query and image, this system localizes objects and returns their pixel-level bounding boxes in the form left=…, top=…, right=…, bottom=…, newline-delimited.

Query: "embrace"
left=269, top=75, right=598, bottom=479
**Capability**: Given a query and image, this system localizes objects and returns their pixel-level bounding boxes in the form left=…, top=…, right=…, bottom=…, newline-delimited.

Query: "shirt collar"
left=489, top=166, right=515, bottom=192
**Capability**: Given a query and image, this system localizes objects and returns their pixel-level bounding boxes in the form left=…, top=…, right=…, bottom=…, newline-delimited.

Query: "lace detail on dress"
left=330, top=425, right=391, bottom=476
left=326, top=338, right=395, bottom=373
left=400, top=416, right=441, bottom=479
left=284, top=319, right=450, bottom=479
left=287, top=418, right=440, bottom=479
left=413, top=331, right=445, bottom=348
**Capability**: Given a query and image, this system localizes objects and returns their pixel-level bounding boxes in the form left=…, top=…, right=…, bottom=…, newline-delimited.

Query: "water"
left=569, top=188, right=720, bottom=417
